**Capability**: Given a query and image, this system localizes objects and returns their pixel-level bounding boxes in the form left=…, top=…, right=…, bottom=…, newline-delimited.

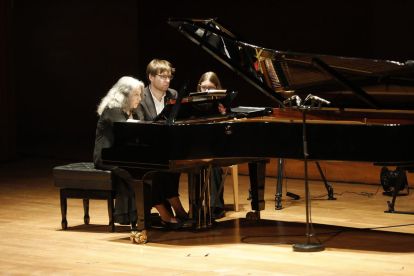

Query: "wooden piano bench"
left=53, top=162, right=117, bottom=232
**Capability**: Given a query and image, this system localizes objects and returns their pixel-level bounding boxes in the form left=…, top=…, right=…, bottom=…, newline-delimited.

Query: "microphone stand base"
left=292, top=243, right=325, bottom=252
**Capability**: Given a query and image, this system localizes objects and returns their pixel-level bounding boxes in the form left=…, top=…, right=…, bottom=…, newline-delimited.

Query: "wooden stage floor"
left=1, top=156, right=414, bottom=275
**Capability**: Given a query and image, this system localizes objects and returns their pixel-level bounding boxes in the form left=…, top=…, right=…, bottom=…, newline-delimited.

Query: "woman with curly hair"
left=94, top=76, right=187, bottom=229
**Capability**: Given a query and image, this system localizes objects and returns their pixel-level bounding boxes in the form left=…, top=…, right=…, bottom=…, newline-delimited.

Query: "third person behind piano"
left=197, top=71, right=222, bottom=93
left=197, top=72, right=226, bottom=219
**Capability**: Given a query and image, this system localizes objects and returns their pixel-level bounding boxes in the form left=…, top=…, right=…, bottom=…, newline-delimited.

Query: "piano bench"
left=53, top=162, right=117, bottom=232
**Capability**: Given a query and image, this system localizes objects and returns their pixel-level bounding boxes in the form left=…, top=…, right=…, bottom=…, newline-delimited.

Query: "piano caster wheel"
left=84, top=216, right=90, bottom=225
left=61, top=220, right=67, bottom=230
left=130, top=230, right=147, bottom=244
left=246, top=211, right=260, bottom=221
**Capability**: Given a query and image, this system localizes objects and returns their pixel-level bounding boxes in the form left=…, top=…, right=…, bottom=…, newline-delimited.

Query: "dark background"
left=1, top=0, right=414, bottom=162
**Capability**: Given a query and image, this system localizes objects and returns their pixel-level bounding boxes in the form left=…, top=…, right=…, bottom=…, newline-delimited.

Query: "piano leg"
left=247, top=160, right=267, bottom=220
left=275, top=158, right=284, bottom=210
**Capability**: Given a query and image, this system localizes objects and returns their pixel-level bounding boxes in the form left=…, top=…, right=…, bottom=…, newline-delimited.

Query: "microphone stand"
left=286, top=95, right=328, bottom=252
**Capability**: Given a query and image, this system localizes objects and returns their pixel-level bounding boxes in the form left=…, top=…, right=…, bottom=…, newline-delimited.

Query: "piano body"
left=102, top=18, right=414, bottom=242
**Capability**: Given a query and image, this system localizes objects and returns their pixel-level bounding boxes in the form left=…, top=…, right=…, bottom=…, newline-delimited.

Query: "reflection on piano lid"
left=155, top=90, right=273, bottom=123
left=166, top=91, right=227, bottom=105
left=168, top=18, right=414, bottom=111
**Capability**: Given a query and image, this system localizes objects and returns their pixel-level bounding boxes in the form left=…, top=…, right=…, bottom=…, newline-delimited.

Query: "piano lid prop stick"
left=166, top=24, right=212, bottom=125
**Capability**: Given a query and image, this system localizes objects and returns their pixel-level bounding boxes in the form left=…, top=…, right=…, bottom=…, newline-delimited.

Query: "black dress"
left=93, top=107, right=181, bottom=223
left=94, top=107, right=140, bottom=223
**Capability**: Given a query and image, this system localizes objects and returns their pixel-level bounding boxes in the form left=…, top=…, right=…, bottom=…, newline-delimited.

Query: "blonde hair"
left=146, top=59, right=175, bottom=82
left=197, top=72, right=222, bottom=92
left=97, top=76, right=144, bottom=115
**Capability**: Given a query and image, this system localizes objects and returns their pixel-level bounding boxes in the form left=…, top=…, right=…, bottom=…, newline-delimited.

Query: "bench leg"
left=247, top=161, right=267, bottom=220
left=60, top=191, right=68, bottom=229
left=83, top=199, right=90, bottom=225
left=107, top=193, right=115, bottom=232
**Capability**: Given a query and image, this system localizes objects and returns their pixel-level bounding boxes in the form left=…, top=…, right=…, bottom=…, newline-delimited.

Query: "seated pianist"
left=94, top=74, right=189, bottom=230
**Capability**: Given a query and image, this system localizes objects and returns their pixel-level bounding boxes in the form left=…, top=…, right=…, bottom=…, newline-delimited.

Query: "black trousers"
left=112, top=169, right=181, bottom=223
left=210, top=167, right=224, bottom=208
left=111, top=168, right=138, bottom=224
left=151, top=172, right=181, bottom=206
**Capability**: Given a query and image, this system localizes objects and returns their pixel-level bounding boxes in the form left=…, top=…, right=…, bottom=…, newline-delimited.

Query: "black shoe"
left=161, top=219, right=185, bottom=231
left=181, top=218, right=195, bottom=224
left=211, top=208, right=226, bottom=220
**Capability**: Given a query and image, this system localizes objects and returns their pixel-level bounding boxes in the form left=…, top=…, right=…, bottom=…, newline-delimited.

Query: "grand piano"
left=102, top=18, right=414, bottom=243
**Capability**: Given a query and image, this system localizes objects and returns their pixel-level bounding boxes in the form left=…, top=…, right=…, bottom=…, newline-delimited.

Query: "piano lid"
left=168, top=18, right=414, bottom=111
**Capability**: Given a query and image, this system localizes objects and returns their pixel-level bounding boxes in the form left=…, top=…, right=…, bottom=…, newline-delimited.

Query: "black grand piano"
left=102, top=18, right=414, bottom=243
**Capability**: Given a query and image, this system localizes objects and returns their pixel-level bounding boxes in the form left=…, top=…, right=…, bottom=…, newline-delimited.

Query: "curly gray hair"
left=97, top=76, right=145, bottom=116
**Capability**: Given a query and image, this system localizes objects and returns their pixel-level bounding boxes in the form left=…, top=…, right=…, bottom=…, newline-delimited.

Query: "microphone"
left=303, top=94, right=330, bottom=105
left=310, top=95, right=330, bottom=105
left=283, top=95, right=302, bottom=106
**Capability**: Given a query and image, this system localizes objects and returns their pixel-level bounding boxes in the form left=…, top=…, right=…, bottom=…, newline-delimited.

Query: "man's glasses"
left=157, top=74, right=174, bottom=81
left=200, top=85, right=216, bottom=91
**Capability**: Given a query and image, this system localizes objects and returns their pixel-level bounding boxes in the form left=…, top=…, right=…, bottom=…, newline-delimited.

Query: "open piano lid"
left=168, top=18, right=414, bottom=111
